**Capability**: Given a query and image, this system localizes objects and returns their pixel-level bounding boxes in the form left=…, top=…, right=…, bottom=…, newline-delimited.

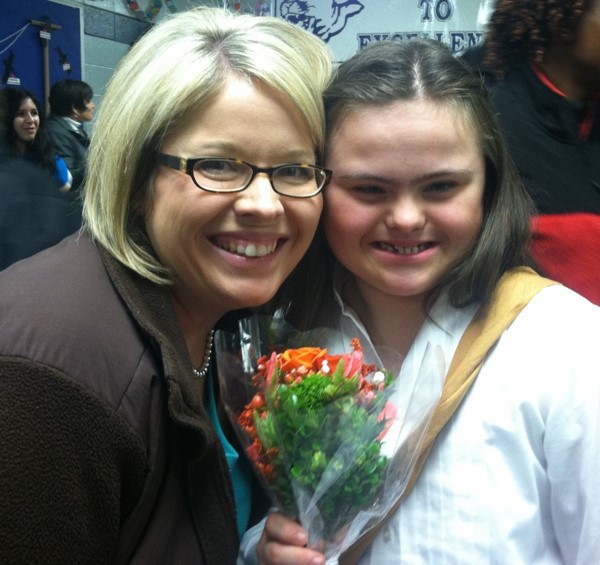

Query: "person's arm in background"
left=54, top=154, right=72, bottom=192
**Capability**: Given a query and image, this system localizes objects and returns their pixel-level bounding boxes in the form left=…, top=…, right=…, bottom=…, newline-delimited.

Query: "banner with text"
left=274, top=0, right=494, bottom=62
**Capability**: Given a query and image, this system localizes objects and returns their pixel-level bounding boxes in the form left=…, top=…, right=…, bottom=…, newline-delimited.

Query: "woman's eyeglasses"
left=156, top=153, right=331, bottom=198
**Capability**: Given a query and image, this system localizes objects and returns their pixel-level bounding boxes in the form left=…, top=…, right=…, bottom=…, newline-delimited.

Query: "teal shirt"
left=207, top=373, right=253, bottom=537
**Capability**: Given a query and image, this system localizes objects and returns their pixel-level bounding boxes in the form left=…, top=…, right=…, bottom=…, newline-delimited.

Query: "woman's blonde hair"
left=83, top=7, right=332, bottom=283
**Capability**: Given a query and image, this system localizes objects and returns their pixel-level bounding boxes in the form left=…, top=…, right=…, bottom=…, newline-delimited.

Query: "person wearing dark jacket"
left=46, top=79, right=95, bottom=229
left=0, top=88, right=79, bottom=270
left=480, top=0, right=600, bottom=304
left=46, top=78, right=94, bottom=192
left=0, top=8, right=332, bottom=564
left=0, top=144, right=78, bottom=270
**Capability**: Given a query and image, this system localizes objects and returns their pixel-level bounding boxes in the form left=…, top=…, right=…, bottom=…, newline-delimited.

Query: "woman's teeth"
left=219, top=241, right=277, bottom=258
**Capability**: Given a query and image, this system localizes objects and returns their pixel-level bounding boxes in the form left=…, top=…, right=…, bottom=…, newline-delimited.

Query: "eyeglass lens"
left=192, top=159, right=325, bottom=196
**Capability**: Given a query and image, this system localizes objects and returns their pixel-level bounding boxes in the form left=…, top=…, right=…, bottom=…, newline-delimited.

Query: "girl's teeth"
left=379, top=242, right=428, bottom=255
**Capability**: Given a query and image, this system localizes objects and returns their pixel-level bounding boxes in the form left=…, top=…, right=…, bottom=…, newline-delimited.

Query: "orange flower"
left=278, top=346, right=328, bottom=373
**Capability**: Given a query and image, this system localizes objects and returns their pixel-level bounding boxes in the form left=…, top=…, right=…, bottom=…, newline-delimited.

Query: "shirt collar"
left=63, top=116, right=83, bottom=131
left=530, top=61, right=599, bottom=141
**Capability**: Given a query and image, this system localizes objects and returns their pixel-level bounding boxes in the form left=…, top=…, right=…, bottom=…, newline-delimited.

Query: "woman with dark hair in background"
left=0, top=86, right=71, bottom=191
left=0, top=92, right=77, bottom=270
left=482, top=0, right=600, bottom=304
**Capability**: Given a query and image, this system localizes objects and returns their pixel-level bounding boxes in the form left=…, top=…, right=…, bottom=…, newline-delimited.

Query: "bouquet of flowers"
left=215, top=317, right=444, bottom=561
left=239, top=338, right=395, bottom=539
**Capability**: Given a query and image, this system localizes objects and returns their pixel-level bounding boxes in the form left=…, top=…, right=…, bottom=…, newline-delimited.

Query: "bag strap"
left=339, top=268, right=556, bottom=564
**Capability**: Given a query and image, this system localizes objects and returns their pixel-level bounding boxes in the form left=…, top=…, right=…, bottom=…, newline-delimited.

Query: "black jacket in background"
left=0, top=148, right=80, bottom=271
left=46, top=114, right=89, bottom=192
left=487, top=61, right=600, bottom=215
left=487, top=61, right=600, bottom=304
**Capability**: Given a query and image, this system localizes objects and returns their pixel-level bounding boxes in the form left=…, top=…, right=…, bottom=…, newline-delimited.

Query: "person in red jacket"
left=481, top=0, right=600, bottom=304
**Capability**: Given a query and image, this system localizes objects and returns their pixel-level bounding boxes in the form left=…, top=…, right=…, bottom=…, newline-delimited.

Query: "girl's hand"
left=257, top=512, right=326, bottom=565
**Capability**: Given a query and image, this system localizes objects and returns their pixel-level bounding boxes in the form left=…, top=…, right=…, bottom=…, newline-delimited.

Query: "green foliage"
left=254, top=363, right=391, bottom=538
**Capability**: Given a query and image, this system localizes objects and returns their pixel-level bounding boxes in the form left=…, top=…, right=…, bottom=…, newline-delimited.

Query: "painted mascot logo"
left=279, top=1, right=365, bottom=42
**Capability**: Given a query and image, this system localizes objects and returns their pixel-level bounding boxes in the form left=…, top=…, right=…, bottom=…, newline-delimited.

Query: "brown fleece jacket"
left=0, top=232, right=239, bottom=564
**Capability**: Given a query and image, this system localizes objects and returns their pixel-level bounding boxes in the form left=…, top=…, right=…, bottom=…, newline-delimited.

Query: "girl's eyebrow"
left=414, top=169, right=474, bottom=182
left=336, top=169, right=474, bottom=183
left=337, top=172, right=390, bottom=182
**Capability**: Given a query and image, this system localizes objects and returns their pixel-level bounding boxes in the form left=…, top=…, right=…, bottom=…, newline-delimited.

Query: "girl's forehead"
left=325, top=97, right=486, bottom=178
left=19, top=98, right=36, bottom=109
left=331, top=98, right=478, bottom=141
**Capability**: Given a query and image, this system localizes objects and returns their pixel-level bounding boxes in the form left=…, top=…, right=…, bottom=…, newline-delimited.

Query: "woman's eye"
left=277, top=166, right=313, bottom=183
left=198, top=160, right=239, bottom=179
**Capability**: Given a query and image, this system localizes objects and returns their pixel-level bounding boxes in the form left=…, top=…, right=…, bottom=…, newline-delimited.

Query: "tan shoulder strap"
left=339, top=268, right=556, bottom=564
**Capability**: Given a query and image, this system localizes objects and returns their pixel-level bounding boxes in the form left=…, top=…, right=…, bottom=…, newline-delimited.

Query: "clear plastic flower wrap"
left=215, top=316, right=445, bottom=562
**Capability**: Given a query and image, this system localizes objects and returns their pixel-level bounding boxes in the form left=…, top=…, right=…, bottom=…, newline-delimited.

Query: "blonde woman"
left=0, top=8, right=331, bottom=563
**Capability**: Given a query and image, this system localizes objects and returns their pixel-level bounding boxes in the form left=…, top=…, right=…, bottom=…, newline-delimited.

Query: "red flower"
left=377, top=401, right=398, bottom=440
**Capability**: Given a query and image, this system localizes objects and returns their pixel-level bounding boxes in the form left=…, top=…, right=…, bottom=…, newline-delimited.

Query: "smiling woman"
left=0, top=7, right=332, bottom=563
left=0, top=87, right=72, bottom=191
left=147, top=73, right=325, bottom=324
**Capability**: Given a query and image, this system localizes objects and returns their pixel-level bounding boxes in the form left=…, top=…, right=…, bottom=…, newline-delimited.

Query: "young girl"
left=244, top=39, right=600, bottom=565
left=1, top=87, right=72, bottom=191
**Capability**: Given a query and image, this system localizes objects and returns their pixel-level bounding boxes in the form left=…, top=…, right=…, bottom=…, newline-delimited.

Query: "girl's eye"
left=353, top=185, right=386, bottom=195
left=426, top=181, right=456, bottom=193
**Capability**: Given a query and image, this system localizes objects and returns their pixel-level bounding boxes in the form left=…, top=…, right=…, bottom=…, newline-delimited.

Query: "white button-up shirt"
left=240, top=283, right=600, bottom=564
left=358, top=284, right=600, bottom=565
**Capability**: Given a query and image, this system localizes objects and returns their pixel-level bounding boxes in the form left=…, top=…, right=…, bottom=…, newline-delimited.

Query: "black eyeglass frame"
left=155, top=152, right=331, bottom=198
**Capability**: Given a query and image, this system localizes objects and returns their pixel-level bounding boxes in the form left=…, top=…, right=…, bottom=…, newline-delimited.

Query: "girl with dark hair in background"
left=482, top=0, right=600, bottom=305
left=1, top=86, right=71, bottom=191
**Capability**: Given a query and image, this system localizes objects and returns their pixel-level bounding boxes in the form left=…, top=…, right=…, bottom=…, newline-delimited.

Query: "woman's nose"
left=234, top=172, right=284, bottom=219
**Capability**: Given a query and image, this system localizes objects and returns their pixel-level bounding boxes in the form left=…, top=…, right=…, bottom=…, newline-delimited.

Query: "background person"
left=244, top=39, right=600, bottom=565
left=46, top=78, right=95, bottom=193
left=0, top=8, right=332, bottom=563
left=0, top=86, right=71, bottom=191
left=0, top=96, right=77, bottom=270
left=481, top=0, right=600, bottom=304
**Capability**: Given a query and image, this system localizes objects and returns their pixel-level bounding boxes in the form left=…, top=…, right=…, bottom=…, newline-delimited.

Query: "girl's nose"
left=386, top=195, right=426, bottom=231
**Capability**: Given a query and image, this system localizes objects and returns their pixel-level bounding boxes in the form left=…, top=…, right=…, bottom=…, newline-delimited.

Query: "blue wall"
left=1, top=0, right=82, bottom=104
